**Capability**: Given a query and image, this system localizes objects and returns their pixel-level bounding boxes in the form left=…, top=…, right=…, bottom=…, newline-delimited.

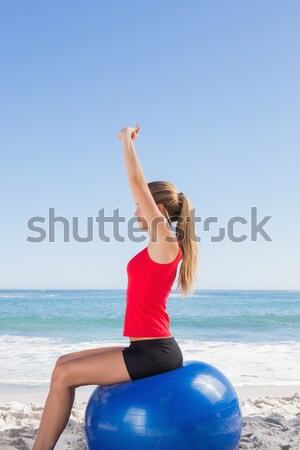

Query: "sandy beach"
left=1, top=289, right=299, bottom=449
left=0, top=385, right=299, bottom=450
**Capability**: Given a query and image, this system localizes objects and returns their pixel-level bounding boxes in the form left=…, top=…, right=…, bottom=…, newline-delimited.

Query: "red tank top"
left=123, top=242, right=183, bottom=337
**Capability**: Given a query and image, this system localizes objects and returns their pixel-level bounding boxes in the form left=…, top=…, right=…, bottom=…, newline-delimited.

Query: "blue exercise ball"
left=85, top=360, right=243, bottom=450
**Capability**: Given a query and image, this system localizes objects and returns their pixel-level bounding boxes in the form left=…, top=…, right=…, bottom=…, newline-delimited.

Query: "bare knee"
left=55, top=355, right=68, bottom=368
left=50, top=365, right=69, bottom=389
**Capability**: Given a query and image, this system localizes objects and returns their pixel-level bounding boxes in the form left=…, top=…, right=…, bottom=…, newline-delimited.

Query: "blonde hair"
left=147, top=181, right=199, bottom=297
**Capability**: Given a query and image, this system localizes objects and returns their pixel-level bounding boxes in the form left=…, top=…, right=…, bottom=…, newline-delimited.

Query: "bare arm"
left=118, top=125, right=145, bottom=183
left=117, top=124, right=176, bottom=245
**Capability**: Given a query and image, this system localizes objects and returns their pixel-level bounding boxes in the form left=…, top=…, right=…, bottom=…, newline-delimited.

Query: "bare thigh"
left=55, top=345, right=126, bottom=367
left=54, top=349, right=132, bottom=386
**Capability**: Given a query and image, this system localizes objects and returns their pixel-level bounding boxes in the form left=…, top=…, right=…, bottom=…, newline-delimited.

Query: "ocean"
left=0, top=289, right=299, bottom=388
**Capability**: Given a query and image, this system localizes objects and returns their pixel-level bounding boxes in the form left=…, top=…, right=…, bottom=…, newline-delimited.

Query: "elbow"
left=129, top=175, right=144, bottom=186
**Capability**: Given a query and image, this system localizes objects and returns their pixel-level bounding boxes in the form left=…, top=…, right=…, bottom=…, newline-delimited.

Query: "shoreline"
left=0, top=383, right=299, bottom=404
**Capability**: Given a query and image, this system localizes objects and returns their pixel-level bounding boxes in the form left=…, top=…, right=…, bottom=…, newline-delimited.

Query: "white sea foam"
left=0, top=335, right=299, bottom=387
left=179, top=339, right=300, bottom=386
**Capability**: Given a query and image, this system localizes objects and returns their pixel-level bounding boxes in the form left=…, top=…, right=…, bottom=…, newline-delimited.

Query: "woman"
left=32, top=124, right=199, bottom=450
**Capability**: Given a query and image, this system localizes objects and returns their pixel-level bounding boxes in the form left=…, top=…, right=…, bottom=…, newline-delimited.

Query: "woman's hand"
left=117, top=123, right=140, bottom=141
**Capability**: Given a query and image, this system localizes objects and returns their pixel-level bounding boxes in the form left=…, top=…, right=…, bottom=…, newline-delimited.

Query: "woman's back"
left=123, top=241, right=182, bottom=338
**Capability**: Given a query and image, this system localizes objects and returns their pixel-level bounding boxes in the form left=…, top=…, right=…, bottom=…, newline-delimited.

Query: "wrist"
left=121, top=130, right=133, bottom=143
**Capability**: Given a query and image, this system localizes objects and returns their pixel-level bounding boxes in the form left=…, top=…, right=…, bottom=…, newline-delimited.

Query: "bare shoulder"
left=147, top=238, right=180, bottom=264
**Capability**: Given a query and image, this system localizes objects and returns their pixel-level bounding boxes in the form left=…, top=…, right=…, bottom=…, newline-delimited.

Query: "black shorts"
left=122, top=336, right=183, bottom=381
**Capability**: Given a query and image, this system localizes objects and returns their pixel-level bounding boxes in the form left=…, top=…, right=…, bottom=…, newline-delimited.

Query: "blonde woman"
left=32, top=124, right=199, bottom=450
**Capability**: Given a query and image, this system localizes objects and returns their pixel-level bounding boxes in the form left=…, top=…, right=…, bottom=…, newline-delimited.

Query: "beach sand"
left=0, top=385, right=299, bottom=450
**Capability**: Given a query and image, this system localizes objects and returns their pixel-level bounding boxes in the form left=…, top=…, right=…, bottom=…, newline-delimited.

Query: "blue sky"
left=0, top=1, right=299, bottom=290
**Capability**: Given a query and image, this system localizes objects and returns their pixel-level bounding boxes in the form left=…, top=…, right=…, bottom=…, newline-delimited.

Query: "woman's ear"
left=157, top=203, right=165, bottom=214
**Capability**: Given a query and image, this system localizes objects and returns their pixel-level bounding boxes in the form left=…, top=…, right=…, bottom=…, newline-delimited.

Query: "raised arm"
left=117, top=125, right=176, bottom=245
left=117, top=124, right=144, bottom=183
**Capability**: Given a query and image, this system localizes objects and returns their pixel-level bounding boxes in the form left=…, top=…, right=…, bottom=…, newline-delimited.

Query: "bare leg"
left=32, top=349, right=131, bottom=450
left=33, top=377, right=74, bottom=450
left=33, top=346, right=125, bottom=449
